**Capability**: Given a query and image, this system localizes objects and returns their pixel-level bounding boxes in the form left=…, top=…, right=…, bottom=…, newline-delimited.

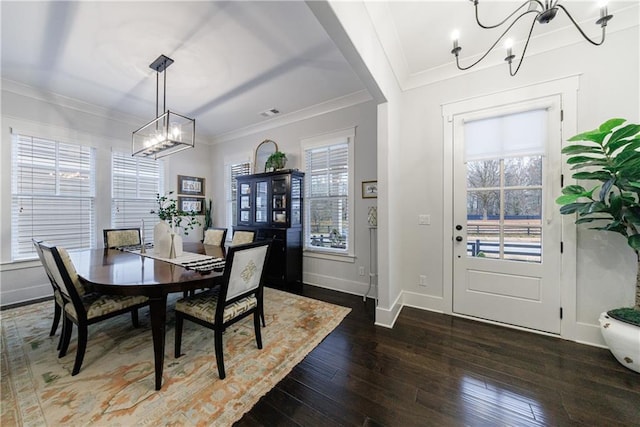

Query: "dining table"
left=69, top=242, right=225, bottom=390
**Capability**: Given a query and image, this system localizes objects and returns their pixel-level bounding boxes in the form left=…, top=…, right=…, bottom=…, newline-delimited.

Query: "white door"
left=452, top=96, right=563, bottom=334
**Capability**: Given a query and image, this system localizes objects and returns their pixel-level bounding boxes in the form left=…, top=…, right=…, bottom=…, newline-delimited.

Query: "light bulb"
left=451, top=29, right=460, bottom=50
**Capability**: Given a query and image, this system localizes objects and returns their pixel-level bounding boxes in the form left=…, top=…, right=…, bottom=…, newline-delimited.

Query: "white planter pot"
left=599, top=312, right=640, bottom=374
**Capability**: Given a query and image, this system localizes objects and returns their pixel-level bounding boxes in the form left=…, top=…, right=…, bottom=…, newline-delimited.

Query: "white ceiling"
left=2, top=1, right=637, bottom=141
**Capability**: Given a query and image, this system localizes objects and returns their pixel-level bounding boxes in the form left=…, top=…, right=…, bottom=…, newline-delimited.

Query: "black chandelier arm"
left=455, top=9, right=538, bottom=71
left=508, top=14, right=538, bottom=76
left=474, top=0, right=543, bottom=29
left=557, top=4, right=608, bottom=46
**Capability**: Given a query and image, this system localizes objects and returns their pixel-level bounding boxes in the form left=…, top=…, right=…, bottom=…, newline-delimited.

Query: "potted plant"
left=556, top=118, right=640, bottom=373
left=265, top=151, right=287, bottom=171
left=150, top=191, right=200, bottom=235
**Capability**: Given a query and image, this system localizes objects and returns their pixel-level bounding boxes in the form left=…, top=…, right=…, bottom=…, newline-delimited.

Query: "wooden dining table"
left=69, top=242, right=225, bottom=390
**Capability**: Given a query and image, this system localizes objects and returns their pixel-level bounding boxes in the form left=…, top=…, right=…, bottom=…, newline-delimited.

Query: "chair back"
left=37, top=242, right=88, bottom=316
left=103, top=228, right=141, bottom=248
left=33, top=238, right=62, bottom=295
left=203, top=227, right=228, bottom=246
left=219, top=241, right=270, bottom=306
left=230, top=230, right=256, bottom=246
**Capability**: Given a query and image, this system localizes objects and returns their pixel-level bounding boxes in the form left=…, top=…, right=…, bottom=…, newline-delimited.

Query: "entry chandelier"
left=450, top=0, right=613, bottom=76
left=132, top=54, right=195, bottom=159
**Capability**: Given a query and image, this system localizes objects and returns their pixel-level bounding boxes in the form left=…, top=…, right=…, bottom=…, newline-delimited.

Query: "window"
left=302, top=128, right=355, bottom=255
left=226, top=161, right=251, bottom=231
left=11, top=133, right=95, bottom=260
left=111, top=152, right=164, bottom=243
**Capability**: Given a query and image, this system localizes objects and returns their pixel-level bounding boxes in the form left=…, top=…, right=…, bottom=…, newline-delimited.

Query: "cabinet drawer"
left=257, top=228, right=285, bottom=241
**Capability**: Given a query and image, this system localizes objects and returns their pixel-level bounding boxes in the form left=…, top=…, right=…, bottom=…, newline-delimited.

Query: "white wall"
left=209, top=100, right=377, bottom=297
left=330, top=2, right=639, bottom=345
left=0, top=83, right=214, bottom=305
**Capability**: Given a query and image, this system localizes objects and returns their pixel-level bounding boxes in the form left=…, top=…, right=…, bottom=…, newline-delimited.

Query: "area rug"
left=1, top=287, right=350, bottom=426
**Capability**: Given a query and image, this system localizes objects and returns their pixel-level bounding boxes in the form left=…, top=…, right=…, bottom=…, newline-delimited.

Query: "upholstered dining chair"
left=203, top=227, right=228, bottom=246
left=32, top=239, right=65, bottom=349
left=36, top=241, right=149, bottom=376
left=230, top=230, right=256, bottom=246
left=103, top=228, right=141, bottom=249
left=174, top=240, right=271, bottom=379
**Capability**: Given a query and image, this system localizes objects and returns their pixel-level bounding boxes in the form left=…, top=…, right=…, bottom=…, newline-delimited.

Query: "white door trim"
left=441, top=75, right=579, bottom=340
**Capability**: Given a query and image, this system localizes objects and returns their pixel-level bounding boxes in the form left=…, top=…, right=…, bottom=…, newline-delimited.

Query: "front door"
left=452, top=96, right=562, bottom=334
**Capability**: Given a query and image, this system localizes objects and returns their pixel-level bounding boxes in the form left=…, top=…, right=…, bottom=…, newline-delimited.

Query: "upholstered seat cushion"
left=65, top=293, right=148, bottom=321
left=203, top=229, right=225, bottom=246
left=176, top=289, right=257, bottom=324
left=106, top=230, right=140, bottom=248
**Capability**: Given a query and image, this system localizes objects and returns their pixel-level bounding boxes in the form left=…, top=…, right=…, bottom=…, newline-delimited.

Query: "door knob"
left=455, top=225, right=463, bottom=231
left=455, top=236, right=463, bottom=242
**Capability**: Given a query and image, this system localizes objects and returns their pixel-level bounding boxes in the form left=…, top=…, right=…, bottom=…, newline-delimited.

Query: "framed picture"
left=362, top=180, right=378, bottom=198
left=178, top=175, right=205, bottom=196
left=178, top=197, right=204, bottom=214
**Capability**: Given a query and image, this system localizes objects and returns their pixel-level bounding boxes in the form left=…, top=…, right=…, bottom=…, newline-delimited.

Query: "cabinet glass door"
left=255, top=181, right=268, bottom=223
left=272, top=177, right=287, bottom=224
left=291, top=177, right=301, bottom=225
left=239, top=182, right=251, bottom=224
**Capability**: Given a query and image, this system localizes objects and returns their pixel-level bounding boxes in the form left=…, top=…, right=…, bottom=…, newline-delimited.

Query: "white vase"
left=599, top=312, right=640, bottom=373
left=153, top=221, right=171, bottom=255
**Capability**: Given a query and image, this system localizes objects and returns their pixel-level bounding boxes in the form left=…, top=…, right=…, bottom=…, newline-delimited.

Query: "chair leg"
left=174, top=313, right=183, bottom=358
left=131, top=309, right=139, bottom=328
left=261, top=306, right=265, bottom=327
left=72, top=324, right=88, bottom=376
left=57, top=313, right=66, bottom=351
left=50, top=302, right=61, bottom=336
left=254, top=311, right=263, bottom=349
left=59, top=316, right=73, bottom=358
left=214, top=328, right=225, bottom=379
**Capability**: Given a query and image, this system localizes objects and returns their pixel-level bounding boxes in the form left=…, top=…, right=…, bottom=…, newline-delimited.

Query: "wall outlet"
left=419, top=275, right=427, bottom=287
left=358, top=266, right=365, bottom=276
left=418, top=214, right=431, bottom=225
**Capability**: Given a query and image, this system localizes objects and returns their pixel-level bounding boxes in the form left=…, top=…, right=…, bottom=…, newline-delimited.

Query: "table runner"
left=123, top=247, right=225, bottom=272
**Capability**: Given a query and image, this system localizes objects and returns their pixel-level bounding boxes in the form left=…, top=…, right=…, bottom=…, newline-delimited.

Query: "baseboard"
left=374, top=291, right=403, bottom=328
left=401, top=290, right=444, bottom=313
left=574, top=321, right=607, bottom=348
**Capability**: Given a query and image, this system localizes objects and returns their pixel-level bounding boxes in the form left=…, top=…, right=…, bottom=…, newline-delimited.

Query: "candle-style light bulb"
left=598, top=0, right=608, bottom=18
left=504, top=38, right=515, bottom=63
left=451, top=29, right=461, bottom=55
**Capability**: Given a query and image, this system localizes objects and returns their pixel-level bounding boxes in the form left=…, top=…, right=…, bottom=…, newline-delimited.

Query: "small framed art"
left=178, top=175, right=205, bottom=196
left=362, top=180, right=378, bottom=199
left=178, top=197, right=204, bottom=214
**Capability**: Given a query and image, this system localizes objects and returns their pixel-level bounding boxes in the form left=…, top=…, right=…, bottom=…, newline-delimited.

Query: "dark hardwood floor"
left=238, top=285, right=640, bottom=426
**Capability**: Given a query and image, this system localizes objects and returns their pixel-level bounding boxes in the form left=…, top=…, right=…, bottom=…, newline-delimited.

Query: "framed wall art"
left=178, top=197, right=204, bottom=215
left=178, top=175, right=205, bottom=196
left=362, top=180, right=378, bottom=199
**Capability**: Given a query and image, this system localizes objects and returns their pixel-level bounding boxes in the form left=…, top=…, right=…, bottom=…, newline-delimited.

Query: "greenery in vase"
left=266, top=151, right=287, bottom=170
left=556, top=118, right=640, bottom=324
left=150, top=191, right=201, bottom=235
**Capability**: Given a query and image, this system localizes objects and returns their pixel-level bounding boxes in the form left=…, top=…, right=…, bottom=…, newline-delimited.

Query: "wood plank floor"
left=238, top=285, right=640, bottom=426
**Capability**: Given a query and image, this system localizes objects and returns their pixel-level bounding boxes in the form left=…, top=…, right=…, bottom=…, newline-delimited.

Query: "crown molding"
left=211, top=90, right=373, bottom=144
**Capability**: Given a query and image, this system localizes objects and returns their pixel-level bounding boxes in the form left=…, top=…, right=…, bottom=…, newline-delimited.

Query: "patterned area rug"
left=1, top=287, right=350, bottom=426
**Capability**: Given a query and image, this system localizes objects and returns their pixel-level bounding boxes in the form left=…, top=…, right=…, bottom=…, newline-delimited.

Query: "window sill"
left=303, top=250, right=355, bottom=263
left=0, top=259, right=41, bottom=272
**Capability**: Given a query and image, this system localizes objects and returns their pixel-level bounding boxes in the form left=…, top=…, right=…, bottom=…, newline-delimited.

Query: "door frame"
left=441, top=76, right=579, bottom=340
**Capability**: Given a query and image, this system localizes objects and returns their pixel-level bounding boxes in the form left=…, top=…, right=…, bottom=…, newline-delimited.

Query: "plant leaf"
left=561, top=185, right=587, bottom=195
left=599, top=118, right=626, bottom=132
left=598, top=178, right=615, bottom=202
left=568, top=130, right=608, bottom=144
left=561, top=144, right=602, bottom=155
left=559, top=202, right=588, bottom=214
left=571, top=171, right=613, bottom=181
left=606, top=124, right=640, bottom=148
left=628, top=234, right=640, bottom=251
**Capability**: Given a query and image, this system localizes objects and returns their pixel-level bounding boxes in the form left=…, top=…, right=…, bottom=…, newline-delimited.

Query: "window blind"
left=111, top=152, right=164, bottom=243
left=11, top=134, right=95, bottom=260
left=304, top=142, right=350, bottom=252
left=226, top=162, right=251, bottom=229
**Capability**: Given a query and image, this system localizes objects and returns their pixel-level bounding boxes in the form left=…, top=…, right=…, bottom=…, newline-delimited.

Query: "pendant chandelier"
left=132, top=54, right=195, bottom=159
left=450, top=0, right=613, bottom=76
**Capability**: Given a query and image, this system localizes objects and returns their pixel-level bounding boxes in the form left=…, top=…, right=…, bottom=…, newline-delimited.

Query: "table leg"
left=149, top=295, right=168, bottom=390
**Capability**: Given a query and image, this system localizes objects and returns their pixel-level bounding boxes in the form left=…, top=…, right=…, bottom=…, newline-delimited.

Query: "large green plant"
left=556, top=118, right=640, bottom=318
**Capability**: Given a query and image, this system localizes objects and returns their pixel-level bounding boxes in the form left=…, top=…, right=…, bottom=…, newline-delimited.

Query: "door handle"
left=455, top=236, right=463, bottom=242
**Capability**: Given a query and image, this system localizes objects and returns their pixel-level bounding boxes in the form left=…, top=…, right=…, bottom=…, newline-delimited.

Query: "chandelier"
left=132, top=54, right=195, bottom=159
left=450, top=0, right=613, bottom=76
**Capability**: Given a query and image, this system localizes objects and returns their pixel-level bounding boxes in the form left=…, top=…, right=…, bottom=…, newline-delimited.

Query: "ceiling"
left=2, top=1, right=637, bottom=141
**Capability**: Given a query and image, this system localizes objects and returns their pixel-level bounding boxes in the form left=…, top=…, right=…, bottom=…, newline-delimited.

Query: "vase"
left=153, top=221, right=171, bottom=255
left=599, top=312, right=640, bottom=373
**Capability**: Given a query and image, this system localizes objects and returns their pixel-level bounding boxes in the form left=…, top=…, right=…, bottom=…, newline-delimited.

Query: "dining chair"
left=103, top=228, right=141, bottom=249
left=32, top=239, right=65, bottom=349
left=36, top=241, right=149, bottom=376
left=203, top=227, right=228, bottom=246
left=174, top=240, right=271, bottom=379
left=230, top=230, right=256, bottom=246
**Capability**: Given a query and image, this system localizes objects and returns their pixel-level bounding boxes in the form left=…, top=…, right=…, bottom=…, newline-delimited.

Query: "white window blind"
left=227, top=162, right=251, bottom=229
left=464, top=109, right=547, bottom=162
left=303, top=138, right=351, bottom=254
left=111, top=152, right=164, bottom=243
left=11, top=133, right=95, bottom=260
